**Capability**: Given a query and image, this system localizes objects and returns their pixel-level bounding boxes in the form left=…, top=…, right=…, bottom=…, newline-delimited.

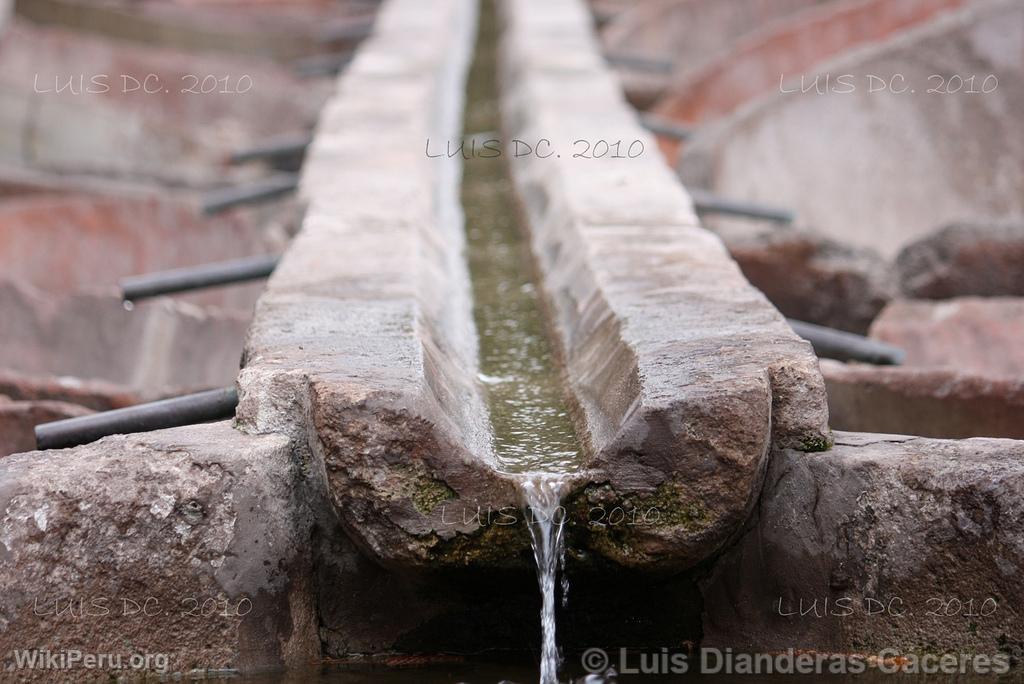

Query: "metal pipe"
left=120, top=254, right=281, bottom=302
left=35, top=387, right=239, bottom=450
left=640, top=114, right=694, bottom=141
left=293, top=51, right=355, bottom=78
left=604, top=53, right=674, bottom=74
left=688, top=188, right=795, bottom=224
left=229, top=133, right=312, bottom=165
left=201, top=174, right=299, bottom=215
left=788, top=319, right=905, bottom=366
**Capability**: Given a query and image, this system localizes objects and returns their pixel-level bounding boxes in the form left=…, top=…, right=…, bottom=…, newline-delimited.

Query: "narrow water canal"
left=460, top=3, right=582, bottom=682
left=460, top=0, right=582, bottom=477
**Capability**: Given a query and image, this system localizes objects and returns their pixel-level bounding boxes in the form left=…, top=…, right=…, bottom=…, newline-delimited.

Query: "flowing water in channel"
left=521, top=477, right=570, bottom=684
left=461, top=2, right=583, bottom=682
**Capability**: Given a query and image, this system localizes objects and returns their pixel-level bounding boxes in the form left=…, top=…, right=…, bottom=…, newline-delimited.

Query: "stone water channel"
left=1, top=0, right=1023, bottom=682
left=462, top=2, right=580, bottom=681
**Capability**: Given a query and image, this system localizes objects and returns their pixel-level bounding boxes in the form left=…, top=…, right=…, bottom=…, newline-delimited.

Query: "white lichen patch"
left=33, top=506, right=49, bottom=532
left=150, top=494, right=176, bottom=519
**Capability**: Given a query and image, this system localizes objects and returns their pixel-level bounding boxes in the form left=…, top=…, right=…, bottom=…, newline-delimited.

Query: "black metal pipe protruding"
left=201, top=174, right=299, bottom=215
left=604, top=52, right=674, bottom=74
left=640, top=114, right=694, bottom=141
left=293, top=51, right=356, bottom=78
left=120, top=254, right=281, bottom=302
left=35, top=387, right=239, bottom=450
left=689, top=188, right=795, bottom=224
left=788, top=319, right=906, bottom=366
left=229, top=133, right=313, bottom=165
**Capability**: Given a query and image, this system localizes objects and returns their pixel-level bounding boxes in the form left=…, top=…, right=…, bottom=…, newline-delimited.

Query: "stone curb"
left=0, top=422, right=319, bottom=678
left=236, top=0, right=524, bottom=569
left=703, top=431, right=1024, bottom=655
left=500, top=0, right=830, bottom=570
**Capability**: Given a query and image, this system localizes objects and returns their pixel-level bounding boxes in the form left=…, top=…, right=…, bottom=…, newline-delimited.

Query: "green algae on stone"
left=800, top=431, right=835, bottom=452
left=427, top=516, right=534, bottom=566
left=412, top=478, right=458, bottom=515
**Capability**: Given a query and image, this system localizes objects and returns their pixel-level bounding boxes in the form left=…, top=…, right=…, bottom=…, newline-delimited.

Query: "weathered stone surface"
left=502, top=0, right=830, bottom=571
left=236, top=0, right=523, bottom=570
left=680, top=0, right=1024, bottom=259
left=0, top=395, right=90, bottom=458
left=897, top=222, right=1024, bottom=299
left=0, top=422, right=319, bottom=679
left=871, top=297, right=1024, bottom=378
left=0, top=161, right=169, bottom=199
left=0, top=18, right=329, bottom=186
left=702, top=432, right=1024, bottom=657
left=719, top=224, right=895, bottom=333
left=12, top=0, right=371, bottom=61
left=0, top=369, right=138, bottom=412
left=821, top=359, right=1024, bottom=439
left=0, top=280, right=248, bottom=401
left=0, top=193, right=290, bottom=310
left=652, top=0, right=965, bottom=164
left=600, top=0, right=836, bottom=109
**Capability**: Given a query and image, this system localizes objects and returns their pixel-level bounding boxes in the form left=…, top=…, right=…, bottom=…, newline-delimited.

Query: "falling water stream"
left=460, top=2, right=583, bottom=682
left=521, top=477, right=571, bottom=684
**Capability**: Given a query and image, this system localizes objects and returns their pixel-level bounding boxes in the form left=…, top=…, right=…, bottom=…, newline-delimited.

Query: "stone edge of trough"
left=235, top=0, right=527, bottom=569
left=499, top=0, right=831, bottom=571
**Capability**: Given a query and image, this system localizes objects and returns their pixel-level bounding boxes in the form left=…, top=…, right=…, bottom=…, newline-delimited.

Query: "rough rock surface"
left=679, top=0, right=1024, bottom=259
left=236, top=0, right=523, bottom=570
left=0, top=280, right=249, bottom=401
left=0, top=369, right=139, bottom=412
left=0, top=422, right=319, bottom=679
left=719, top=225, right=894, bottom=333
left=502, top=0, right=830, bottom=571
left=702, top=432, right=1024, bottom=657
left=0, top=395, right=91, bottom=457
left=897, top=223, right=1024, bottom=299
left=600, top=0, right=835, bottom=109
left=0, top=17, right=330, bottom=185
left=870, top=297, right=1024, bottom=378
left=821, top=359, right=1024, bottom=439
left=12, top=0, right=368, bottom=61
left=654, top=0, right=966, bottom=125
left=0, top=193, right=290, bottom=311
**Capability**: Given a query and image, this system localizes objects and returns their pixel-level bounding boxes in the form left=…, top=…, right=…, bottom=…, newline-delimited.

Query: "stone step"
left=0, top=394, right=90, bottom=457
left=0, top=279, right=249, bottom=405
left=703, top=431, right=1024, bottom=656
left=0, top=19, right=330, bottom=185
left=0, top=421, right=320, bottom=672
left=653, top=0, right=968, bottom=165
left=13, top=0, right=375, bottom=61
left=679, top=0, right=1024, bottom=260
left=0, top=193, right=291, bottom=310
left=598, top=0, right=843, bottom=109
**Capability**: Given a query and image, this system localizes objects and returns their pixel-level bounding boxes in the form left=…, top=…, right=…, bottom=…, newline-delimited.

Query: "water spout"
left=521, top=475, right=570, bottom=684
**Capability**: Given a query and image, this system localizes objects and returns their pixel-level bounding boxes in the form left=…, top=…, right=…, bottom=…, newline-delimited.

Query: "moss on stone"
left=643, top=481, right=712, bottom=532
left=411, top=478, right=457, bottom=515
left=428, top=517, right=532, bottom=566
left=799, top=432, right=834, bottom=453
